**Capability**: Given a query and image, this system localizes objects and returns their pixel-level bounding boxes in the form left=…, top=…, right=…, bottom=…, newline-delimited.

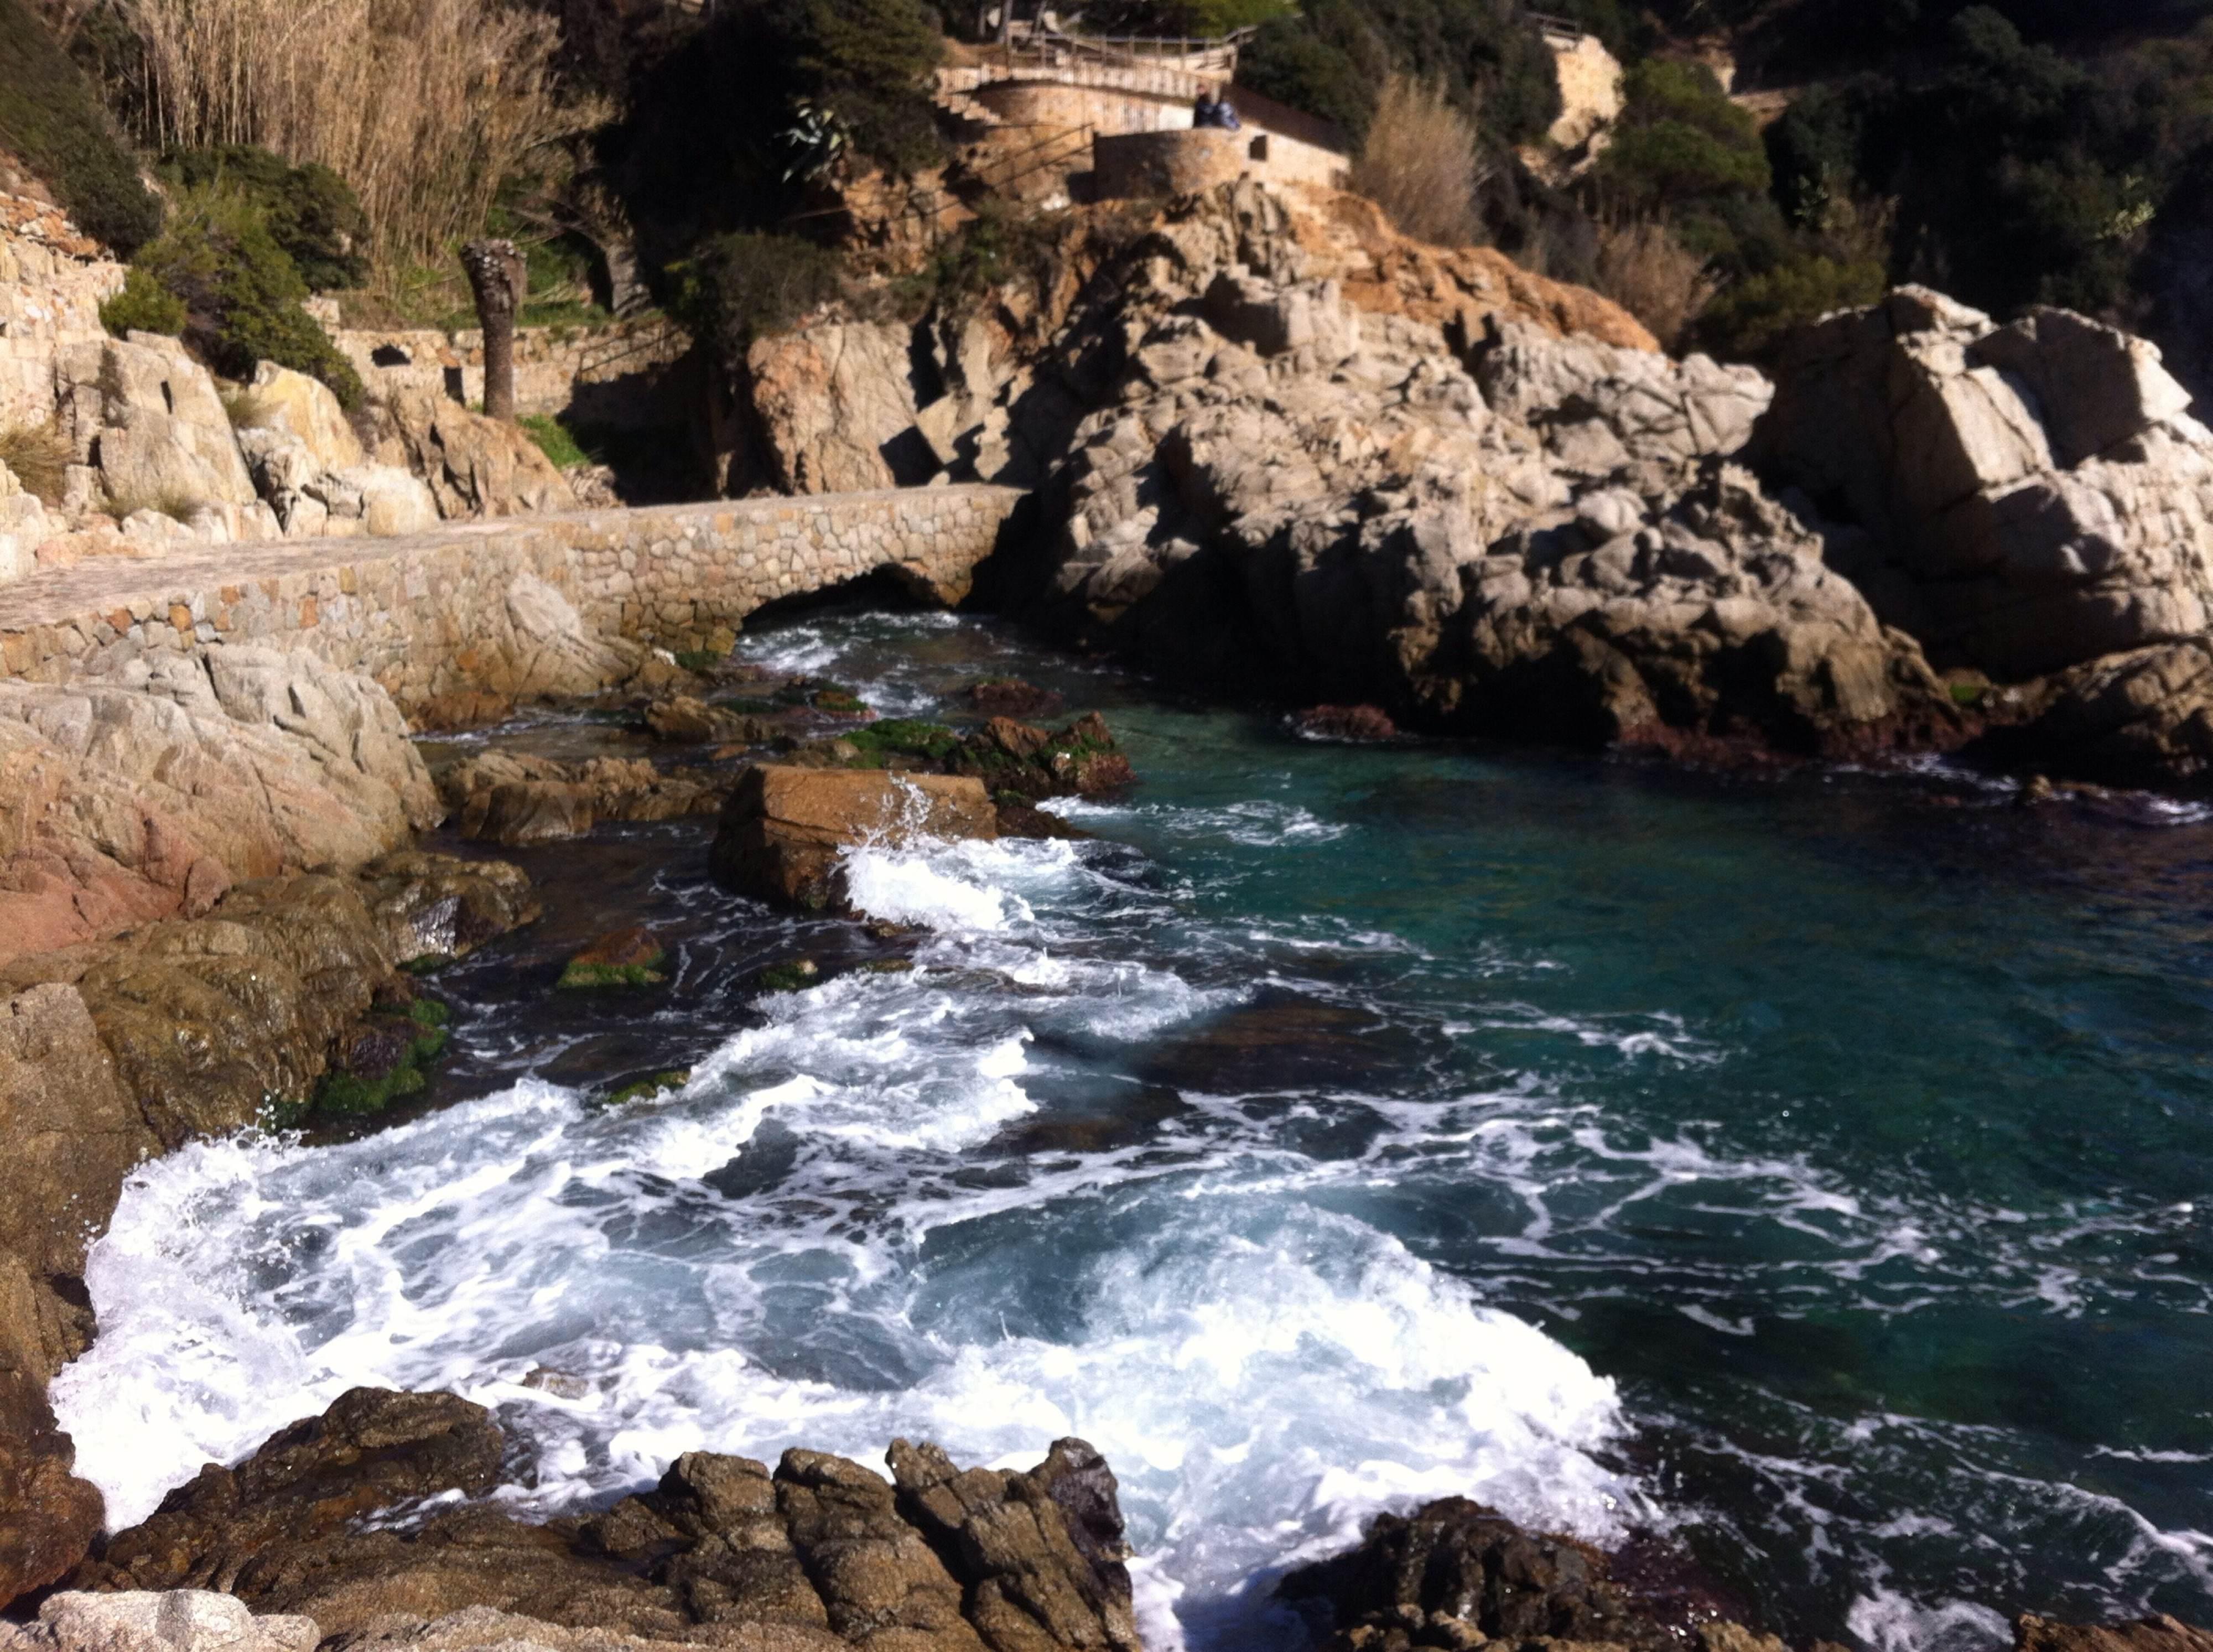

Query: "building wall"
left=1092, top=127, right=1347, bottom=199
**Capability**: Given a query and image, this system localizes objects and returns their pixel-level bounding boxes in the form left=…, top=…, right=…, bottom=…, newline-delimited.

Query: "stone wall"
left=324, top=315, right=693, bottom=430
left=0, top=190, right=124, bottom=433
left=0, top=486, right=1025, bottom=715
left=1092, top=127, right=1344, bottom=198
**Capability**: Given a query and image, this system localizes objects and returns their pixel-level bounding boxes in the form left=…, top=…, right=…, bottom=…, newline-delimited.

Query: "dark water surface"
left=54, top=609, right=2213, bottom=1652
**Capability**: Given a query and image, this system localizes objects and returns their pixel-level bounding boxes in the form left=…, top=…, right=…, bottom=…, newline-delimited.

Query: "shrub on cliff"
left=1234, top=0, right=1560, bottom=147
left=0, top=0, right=163, bottom=256
left=1349, top=77, right=1485, bottom=247
left=98, top=266, right=189, bottom=336
left=157, top=146, right=371, bottom=291
left=125, top=188, right=366, bottom=408
left=669, top=231, right=844, bottom=362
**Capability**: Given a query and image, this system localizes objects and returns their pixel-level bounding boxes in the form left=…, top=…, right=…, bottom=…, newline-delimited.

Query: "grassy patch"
left=521, top=413, right=593, bottom=470
left=0, top=420, right=71, bottom=505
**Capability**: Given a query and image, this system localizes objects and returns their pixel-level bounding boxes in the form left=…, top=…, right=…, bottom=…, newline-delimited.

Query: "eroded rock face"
left=375, top=388, right=576, bottom=520
left=2015, top=1616, right=2213, bottom=1652
left=77, top=1389, right=1141, bottom=1652
left=435, top=752, right=727, bottom=845
left=710, top=766, right=998, bottom=911
left=53, top=335, right=265, bottom=529
left=0, top=648, right=439, bottom=969
left=744, top=322, right=936, bottom=495
left=1008, top=184, right=1957, bottom=761
left=1753, top=289, right=2213, bottom=683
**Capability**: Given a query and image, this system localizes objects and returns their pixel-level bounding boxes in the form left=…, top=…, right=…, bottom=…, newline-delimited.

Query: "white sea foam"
left=53, top=828, right=1644, bottom=1645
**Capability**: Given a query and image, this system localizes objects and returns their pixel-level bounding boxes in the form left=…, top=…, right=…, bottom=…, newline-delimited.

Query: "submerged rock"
left=557, top=925, right=667, bottom=989
left=710, top=765, right=999, bottom=912
left=436, top=752, right=726, bottom=845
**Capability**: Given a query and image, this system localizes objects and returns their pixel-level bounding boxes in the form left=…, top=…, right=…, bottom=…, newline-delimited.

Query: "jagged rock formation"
left=718, top=182, right=1658, bottom=502
left=372, top=388, right=576, bottom=521
left=69, top=1388, right=1144, bottom=1652
left=979, top=184, right=1961, bottom=761
left=1753, top=288, right=2213, bottom=788
left=232, top=363, right=438, bottom=540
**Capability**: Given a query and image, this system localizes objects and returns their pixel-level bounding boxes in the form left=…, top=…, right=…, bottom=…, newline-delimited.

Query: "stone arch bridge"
left=0, top=487, right=1026, bottom=718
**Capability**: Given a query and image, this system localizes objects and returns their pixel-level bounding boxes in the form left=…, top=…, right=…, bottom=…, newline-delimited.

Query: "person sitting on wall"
left=1213, top=92, right=1240, bottom=130
left=1193, top=88, right=1219, bottom=127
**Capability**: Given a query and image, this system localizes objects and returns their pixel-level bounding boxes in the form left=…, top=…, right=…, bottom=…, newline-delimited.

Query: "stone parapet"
left=0, top=486, right=1025, bottom=716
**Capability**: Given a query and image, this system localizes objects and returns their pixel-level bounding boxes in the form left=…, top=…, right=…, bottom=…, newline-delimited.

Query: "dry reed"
left=1348, top=75, right=1487, bottom=250
left=95, top=0, right=586, bottom=271
left=0, top=420, right=72, bottom=506
left=1593, top=218, right=1721, bottom=350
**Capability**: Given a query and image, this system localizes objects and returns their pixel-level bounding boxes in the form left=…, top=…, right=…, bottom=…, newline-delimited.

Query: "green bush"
left=157, top=147, right=371, bottom=291
left=1598, top=61, right=1772, bottom=209
left=1697, top=254, right=1887, bottom=361
left=670, top=231, right=844, bottom=361
left=1233, top=0, right=1559, bottom=146
left=129, top=188, right=367, bottom=409
left=0, top=0, right=162, bottom=256
left=99, top=266, right=188, bottom=337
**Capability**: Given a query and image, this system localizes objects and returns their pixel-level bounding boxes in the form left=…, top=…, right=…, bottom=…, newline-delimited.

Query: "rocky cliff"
left=718, top=178, right=2213, bottom=788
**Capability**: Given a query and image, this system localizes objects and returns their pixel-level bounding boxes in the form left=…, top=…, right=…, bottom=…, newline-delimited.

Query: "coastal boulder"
left=53, top=335, right=261, bottom=522
left=1752, top=288, right=2213, bottom=682
left=376, top=388, right=575, bottom=520
left=1277, top=1496, right=1658, bottom=1650
left=3, top=1592, right=318, bottom=1652
left=710, top=765, right=998, bottom=911
left=0, top=649, right=438, bottom=971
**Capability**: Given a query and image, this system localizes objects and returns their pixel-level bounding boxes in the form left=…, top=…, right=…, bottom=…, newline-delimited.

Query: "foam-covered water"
left=55, top=609, right=2213, bottom=1648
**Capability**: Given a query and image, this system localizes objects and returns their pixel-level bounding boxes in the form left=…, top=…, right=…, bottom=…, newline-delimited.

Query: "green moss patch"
left=310, top=996, right=453, bottom=1119
left=557, top=959, right=667, bottom=990
left=755, top=959, right=822, bottom=992
left=608, top=1069, right=693, bottom=1106
left=842, top=719, right=963, bottom=766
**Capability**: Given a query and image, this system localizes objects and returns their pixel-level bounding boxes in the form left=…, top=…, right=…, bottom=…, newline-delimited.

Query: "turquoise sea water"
left=54, top=609, right=2213, bottom=1651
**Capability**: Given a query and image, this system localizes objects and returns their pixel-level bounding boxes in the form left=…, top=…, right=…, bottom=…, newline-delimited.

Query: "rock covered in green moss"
left=558, top=926, right=668, bottom=990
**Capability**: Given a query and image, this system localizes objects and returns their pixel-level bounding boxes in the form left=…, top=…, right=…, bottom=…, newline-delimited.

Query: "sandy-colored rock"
left=745, top=322, right=934, bottom=495
left=2016, top=1615, right=2213, bottom=1652
left=377, top=389, right=576, bottom=520
left=0, top=459, right=52, bottom=586
left=54, top=335, right=259, bottom=518
left=7, top=1592, right=318, bottom=1652
left=0, top=648, right=439, bottom=971
left=710, top=766, right=998, bottom=911
left=1753, top=287, right=2213, bottom=682
left=243, top=362, right=364, bottom=471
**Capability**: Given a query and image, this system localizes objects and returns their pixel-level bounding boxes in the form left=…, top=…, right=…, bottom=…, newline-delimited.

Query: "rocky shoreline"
left=7, top=173, right=2213, bottom=1650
